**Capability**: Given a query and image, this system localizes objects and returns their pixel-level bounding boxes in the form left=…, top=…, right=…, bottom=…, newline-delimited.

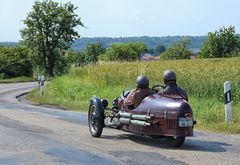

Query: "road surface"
left=0, top=82, right=239, bottom=165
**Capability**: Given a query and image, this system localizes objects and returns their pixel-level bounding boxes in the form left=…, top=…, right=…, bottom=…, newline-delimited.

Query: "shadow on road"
left=181, top=139, right=231, bottom=152
left=101, top=134, right=132, bottom=140
left=101, top=133, right=231, bottom=152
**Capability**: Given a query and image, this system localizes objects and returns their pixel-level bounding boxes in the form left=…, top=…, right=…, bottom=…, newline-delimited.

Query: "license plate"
left=179, top=117, right=193, bottom=127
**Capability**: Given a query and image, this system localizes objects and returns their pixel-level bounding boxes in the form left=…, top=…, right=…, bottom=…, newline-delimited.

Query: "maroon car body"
left=121, top=94, right=194, bottom=137
left=88, top=89, right=196, bottom=147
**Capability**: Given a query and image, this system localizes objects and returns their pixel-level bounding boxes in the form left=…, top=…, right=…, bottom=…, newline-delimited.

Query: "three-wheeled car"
left=88, top=85, right=196, bottom=147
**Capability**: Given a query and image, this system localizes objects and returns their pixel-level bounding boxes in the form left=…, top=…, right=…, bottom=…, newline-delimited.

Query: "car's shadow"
left=101, top=133, right=231, bottom=152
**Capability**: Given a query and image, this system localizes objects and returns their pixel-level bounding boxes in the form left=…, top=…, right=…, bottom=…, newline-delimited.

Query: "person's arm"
left=179, top=87, right=188, bottom=101
left=123, top=90, right=137, bottom=106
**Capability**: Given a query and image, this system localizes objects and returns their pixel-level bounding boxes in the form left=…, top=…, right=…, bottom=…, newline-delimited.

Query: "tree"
left=154, top=44, right=166, bottom=55
left=66, top=43, right=105, bottom=68
left=85, top=43, right=106, bottom=63
left=99, top=42, right=147, bottom=61
left=160, top=38, right=192, bottom=60
left=21, top=0, right=84, bottom=76
left=147, top=47, right=155, bottom=55
left=200, top=26, right=240, bottom=58
left=66, top=50, right=86, bottom=67
left=0, top=46, right=32, bottom=78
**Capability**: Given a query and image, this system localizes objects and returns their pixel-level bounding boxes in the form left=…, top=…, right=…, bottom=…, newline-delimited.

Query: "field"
left=28, top=58, right=240, bottom=133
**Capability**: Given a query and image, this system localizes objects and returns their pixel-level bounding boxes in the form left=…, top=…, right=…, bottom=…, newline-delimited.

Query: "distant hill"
left=0, top=36, right=207, bottom=52
left=72, top=36, right=207, bottom=52
left=0, top=42, right=18, bottom=47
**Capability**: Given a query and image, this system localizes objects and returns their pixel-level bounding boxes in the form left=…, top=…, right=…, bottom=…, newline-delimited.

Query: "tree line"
left=71, top=36, right=206, bottom=51
left=1, top=0, right=240, bottom=79
left=0, top=36, right=205, bottom=55
left=0, top=45, right=32, bottom=79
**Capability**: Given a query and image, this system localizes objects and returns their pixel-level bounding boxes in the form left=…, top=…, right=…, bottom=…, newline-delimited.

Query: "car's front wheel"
left=88, top=99, right=104, bottom=137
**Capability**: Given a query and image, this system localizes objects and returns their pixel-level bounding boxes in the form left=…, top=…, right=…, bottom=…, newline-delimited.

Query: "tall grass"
left=28, top=57, right=240, bottom=133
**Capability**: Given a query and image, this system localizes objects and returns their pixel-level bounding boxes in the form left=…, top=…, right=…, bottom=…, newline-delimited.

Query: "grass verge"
left=0, top=76, right=35, bottom=83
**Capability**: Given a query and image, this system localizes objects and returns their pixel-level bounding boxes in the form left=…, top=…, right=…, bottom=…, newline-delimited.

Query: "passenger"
left=119, top=75, right=155, bottom=109
left=158, top=70, right=188, bottom=101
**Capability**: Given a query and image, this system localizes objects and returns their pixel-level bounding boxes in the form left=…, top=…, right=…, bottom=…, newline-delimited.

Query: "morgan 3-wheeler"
left=88, top=85, right=197, bottom=148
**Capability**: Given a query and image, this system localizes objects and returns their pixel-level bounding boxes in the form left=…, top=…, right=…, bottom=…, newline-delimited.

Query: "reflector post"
left=224, top=81, right=231, bottom=123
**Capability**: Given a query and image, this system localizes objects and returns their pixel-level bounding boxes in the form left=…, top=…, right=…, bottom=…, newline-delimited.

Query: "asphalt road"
left=0, top=82, right=240, bottom=165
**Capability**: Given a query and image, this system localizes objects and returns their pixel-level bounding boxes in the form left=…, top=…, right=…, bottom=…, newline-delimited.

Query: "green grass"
left=28, top=58, right=240, bottom=133
left=0, top=76, right=35, bottom=83
left=190, top=98, right=240, bottom=133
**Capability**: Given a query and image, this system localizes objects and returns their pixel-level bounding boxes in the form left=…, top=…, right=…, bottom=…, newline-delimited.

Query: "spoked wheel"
left=167, top=136, right=185, bottom=148
left=88, top=99, right=104, bottom=137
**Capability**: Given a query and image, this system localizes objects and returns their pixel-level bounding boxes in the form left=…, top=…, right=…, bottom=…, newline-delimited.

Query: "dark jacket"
left=158, top=83, right=188, bottom=101
left=123, top=87, right=155, bottom=109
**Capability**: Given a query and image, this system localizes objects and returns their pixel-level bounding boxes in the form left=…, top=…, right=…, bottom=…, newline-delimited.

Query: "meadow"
left=28, top=57, right=240, bottom=133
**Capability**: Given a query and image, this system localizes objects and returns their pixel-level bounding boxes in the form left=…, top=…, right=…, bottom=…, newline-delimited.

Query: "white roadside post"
left=224, top=81, right=231, bottom=123
left=38, top=75, right=41, bottom=87
left=40, top=75, right=45, bottom=96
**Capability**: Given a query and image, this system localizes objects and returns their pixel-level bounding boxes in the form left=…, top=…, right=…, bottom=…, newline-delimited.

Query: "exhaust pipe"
left=119, top=118, right=151, bottom=127
left=119, top=112, right=151, bottom=121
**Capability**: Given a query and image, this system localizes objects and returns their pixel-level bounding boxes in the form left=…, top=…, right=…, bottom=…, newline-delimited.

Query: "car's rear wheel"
left=167, top=136, right=185, bottom=148
left=88, top=101, right=104, bottom=137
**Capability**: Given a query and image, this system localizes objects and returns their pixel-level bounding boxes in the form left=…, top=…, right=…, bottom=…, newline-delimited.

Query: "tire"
left=88, top=98, right=104, bottom=137
left=167, top=136, right=185, bottom=148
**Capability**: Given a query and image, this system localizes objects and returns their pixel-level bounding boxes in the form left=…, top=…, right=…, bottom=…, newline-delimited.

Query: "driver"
left=119, top=75, right=155, bottom=109
left=158, top=70, right=188, bottom=101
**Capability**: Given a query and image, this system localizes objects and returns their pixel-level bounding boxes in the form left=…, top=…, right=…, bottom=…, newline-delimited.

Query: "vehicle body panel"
left=121, top=94, right=194, bottom=137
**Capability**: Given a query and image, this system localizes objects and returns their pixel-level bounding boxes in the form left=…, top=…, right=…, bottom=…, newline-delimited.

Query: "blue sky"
left=0, top=0, right=240, bottom=42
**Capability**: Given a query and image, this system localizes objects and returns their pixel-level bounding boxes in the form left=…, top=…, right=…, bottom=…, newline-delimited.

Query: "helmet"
left=136, top=75, right=149, bottom=88
left=163, top=70, right=176, bottom=84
